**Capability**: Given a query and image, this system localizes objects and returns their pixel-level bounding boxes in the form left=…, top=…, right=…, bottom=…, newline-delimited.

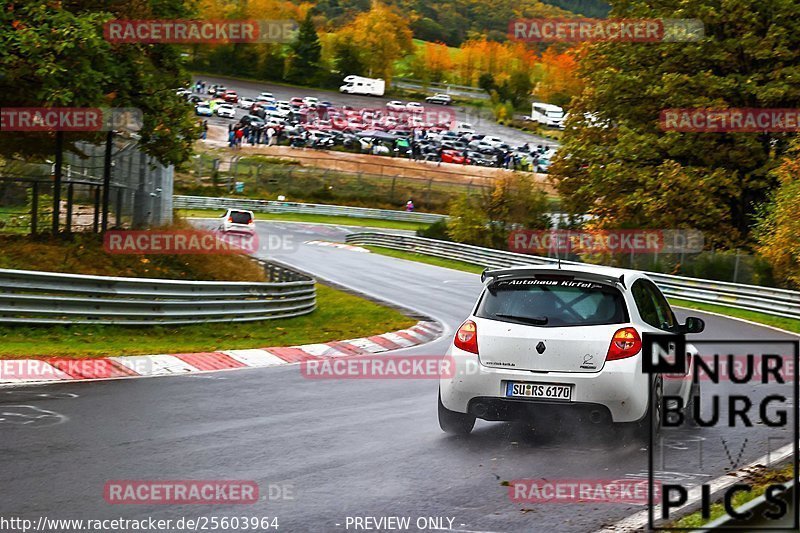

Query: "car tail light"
left=248, top=219, right=254, bottom=225
left=606, top=327, right=642, bottom=361
left=454, top=320, right=479, bottom=354
left=227, top=217, right=233, bottom=223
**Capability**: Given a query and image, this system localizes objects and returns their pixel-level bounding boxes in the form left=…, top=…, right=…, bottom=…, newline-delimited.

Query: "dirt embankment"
left=203, top=125, right=554, bottom=194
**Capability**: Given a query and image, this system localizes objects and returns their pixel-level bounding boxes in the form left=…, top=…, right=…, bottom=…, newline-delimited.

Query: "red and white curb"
left=0, top=321, right=443, bottom=385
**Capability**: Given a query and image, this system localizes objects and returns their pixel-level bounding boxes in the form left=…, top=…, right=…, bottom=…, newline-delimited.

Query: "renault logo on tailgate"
left=536, top=341, right=546, bottom=354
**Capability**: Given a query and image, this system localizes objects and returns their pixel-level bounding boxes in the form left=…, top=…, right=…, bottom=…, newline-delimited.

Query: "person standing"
left=266, top=126, right=276, bottom=146
left=201, top=120, right=208, bottom=140
left=405, top=199, right=415, bottom=212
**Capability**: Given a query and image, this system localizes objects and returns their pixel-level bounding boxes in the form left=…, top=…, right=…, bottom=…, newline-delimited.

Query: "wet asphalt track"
left=0, top=221, right=796, bottom=532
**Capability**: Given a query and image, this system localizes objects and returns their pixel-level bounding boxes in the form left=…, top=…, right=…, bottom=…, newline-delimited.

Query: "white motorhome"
left=339, top=75, right=386, bottom=97
left=531, top=102, right=565, bottom=129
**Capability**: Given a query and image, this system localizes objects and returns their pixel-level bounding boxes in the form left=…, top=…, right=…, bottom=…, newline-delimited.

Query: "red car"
left=222, top=91, right=239, bottom=103
left=290, top=97, right=304, bottom=106
left=440, top=149, right=470, bottom=165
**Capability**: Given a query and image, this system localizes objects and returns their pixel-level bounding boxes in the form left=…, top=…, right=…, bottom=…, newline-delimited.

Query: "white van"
left=339, top=75, right=386, bottom=97
left=531, top=102, right=565, bottom=129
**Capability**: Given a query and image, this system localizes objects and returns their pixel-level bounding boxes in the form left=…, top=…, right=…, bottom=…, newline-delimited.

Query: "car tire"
left=683, top=381, right=700, bottom=427
left=633, top=376, right=663, bottom=442
left=438, top=390, right=475, bottom=435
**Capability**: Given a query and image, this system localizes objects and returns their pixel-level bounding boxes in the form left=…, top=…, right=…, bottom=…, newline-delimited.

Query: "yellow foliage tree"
left=335, top=1, right=413, bottom=83
left=755, top=138, right=800, bottom=289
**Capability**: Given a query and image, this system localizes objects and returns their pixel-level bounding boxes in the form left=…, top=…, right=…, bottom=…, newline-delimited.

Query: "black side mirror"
left=682, top=316, right=705, bottom=334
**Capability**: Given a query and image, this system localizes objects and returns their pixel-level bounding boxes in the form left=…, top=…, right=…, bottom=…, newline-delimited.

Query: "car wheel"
left=633, top=376, right=663, bottom=442
left=683, top=381, right=700, bottom=427
left=438, top=390, right=475, bottom=435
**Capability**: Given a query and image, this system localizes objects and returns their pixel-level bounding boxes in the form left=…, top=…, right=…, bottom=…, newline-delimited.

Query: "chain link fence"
left=0, top=137, right=173, bottom=235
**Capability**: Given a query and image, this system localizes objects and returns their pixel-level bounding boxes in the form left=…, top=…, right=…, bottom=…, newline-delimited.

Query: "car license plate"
left=506, top=382, right=572, bottom=401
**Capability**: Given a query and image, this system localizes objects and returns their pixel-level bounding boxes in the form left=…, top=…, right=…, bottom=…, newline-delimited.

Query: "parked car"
left=290, top=97, right=304, bottom=106
left=385, top=101, right=406, bottom=112
left=259, top=92, right=276, bottom=102
left=302, top=96, right=320, bottom=107
left=240, top=115, right=266, bottom=128
left=238, top=97, right=256, bottom=110
left=223, top=91, right=239, bottom=103
left=218, top=209, right=255, bottom=234
left=195, top=103, right=213, bottom=117
left=425, top=94, right=452, bottom=105
left=216, top=103, right=236, bottom=119
left=440, top=149, right=469, bottom=165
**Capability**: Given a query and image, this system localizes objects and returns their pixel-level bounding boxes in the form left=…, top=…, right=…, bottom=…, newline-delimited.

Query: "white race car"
left=439, top=264, right=704, bottom=437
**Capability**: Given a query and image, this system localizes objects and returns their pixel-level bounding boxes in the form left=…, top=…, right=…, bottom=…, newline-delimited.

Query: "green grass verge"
left=669, top=298, right=800, bottom=334
left=179, top=209, right=431, bottom=231
left=364, top=245, right=800, bottom=333
left=0, top=284, right=416, bottom=359
left=668, top=463, right=794, bottom=529
left=364, top=245, right=484, bottom=273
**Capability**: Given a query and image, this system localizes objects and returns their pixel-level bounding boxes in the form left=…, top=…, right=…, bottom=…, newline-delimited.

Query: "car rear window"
left=229, top=211, right=252, bottom=224
left=476, top=278, right=628, bottom=327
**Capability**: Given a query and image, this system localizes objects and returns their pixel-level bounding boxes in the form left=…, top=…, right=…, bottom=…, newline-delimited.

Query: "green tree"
left=447, top=175, right=550, bottom=248
left=551, top=0, right=800, bottom=248
left=0, top=0, right=198, bottom=166
left=286, top=11, right=323, bottom=84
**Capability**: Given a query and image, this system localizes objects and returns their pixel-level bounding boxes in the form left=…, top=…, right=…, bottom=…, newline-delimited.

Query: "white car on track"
left=218, top=209, right=255, bottom=234
left=405, top=102, right=425, bottom=113
left=438, top=264, right=704, bottom=437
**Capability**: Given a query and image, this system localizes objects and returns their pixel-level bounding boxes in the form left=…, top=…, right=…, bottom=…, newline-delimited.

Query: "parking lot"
left=190, top=75, right=559, bottom=172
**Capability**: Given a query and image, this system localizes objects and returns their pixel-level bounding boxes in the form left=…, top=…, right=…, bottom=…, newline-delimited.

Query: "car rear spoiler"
left=481, top=267, right=626, bottom=288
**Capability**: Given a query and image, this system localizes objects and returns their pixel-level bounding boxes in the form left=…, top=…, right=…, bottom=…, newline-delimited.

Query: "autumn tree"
left=551, top=0, right=800, bottom=248
left=447, top=175, right=550, bottom=248
left=755, top=137, right=800, bottom=289
left=334, top=1, right=413, bottom=83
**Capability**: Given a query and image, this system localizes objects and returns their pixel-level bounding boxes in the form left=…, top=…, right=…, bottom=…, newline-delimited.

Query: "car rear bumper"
left=440, top=347, right=649, bottom=423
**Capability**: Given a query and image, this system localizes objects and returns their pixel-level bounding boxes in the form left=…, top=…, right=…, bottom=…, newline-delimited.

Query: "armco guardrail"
left=345, top=233, right=800, bottom=320
left=698, top=479, right=795, bottom=530
left=0, top=262, right=315, bottom=325
left=174, top=195, right=447, bottom=224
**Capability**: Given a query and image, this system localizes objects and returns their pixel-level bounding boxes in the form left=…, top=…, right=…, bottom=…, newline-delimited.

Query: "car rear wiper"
left=495, top=314, right=549, bottom=325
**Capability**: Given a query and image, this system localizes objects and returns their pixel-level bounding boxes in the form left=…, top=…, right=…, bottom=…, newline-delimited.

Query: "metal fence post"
left=93, top=185, right=100, bottom=233
left=65, top=183, right=74, bottom=233
left=31, top=181, right=39, bottom=235
left=52, top=131, right=64, bottom=234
